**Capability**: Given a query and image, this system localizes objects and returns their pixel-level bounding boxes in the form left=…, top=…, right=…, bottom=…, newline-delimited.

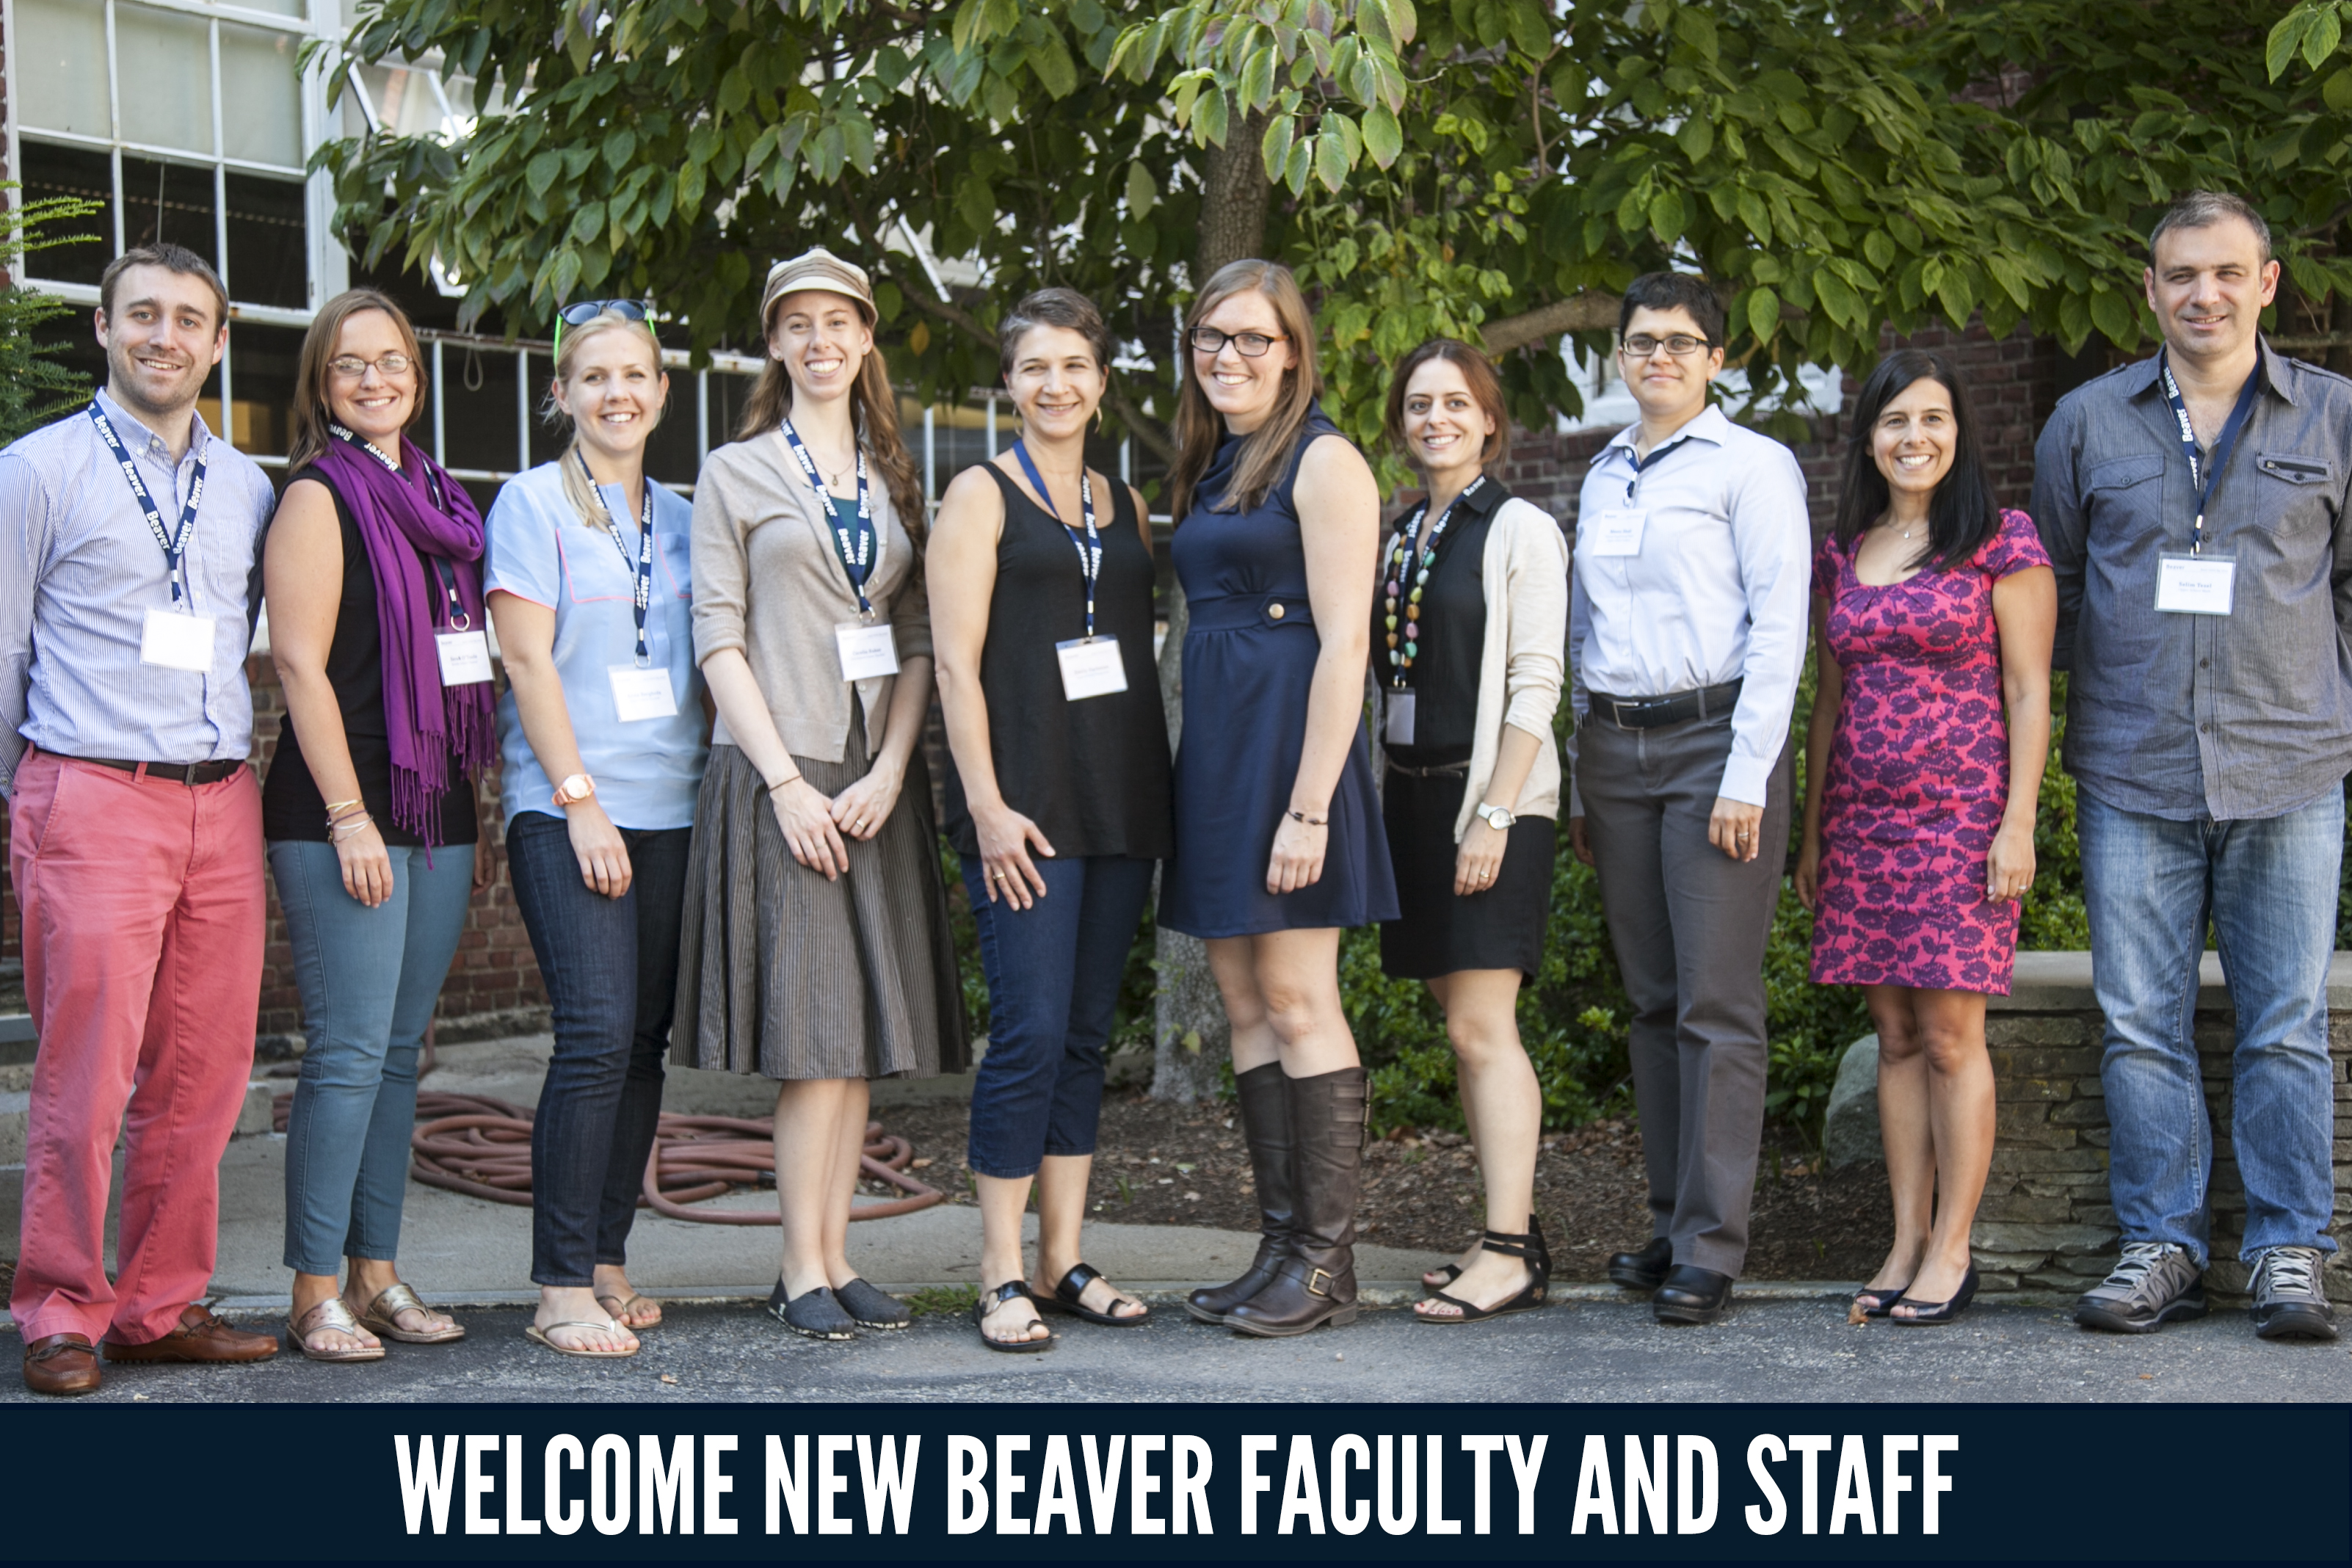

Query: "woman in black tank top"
left=930, top=289, right=1172, bottom=1352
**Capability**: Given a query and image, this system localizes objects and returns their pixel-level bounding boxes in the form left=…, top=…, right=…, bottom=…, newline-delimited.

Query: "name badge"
left=435, top=629, right=495, bottom=686
left=1054, top=636, right=1128, bottom=702
left=835, top=620, right=901, bottom=682
left=1588, top=507, right=1646, bottom=557
left=2155, top=551, right=2235, bottom=616
left=139, top=608, right=216, bottom=672
left=1383, top=690, right=1417, bottom=747
left=608, top=664, right=679, bottom=722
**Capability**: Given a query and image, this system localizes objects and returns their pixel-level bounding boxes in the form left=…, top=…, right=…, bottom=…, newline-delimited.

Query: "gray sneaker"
left=2075, top=1241, right=2207, bottom=1333
left=2249, top=1246, right=2337, bottom=1342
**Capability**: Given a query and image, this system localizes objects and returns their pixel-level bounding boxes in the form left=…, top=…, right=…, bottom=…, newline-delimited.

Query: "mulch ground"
left=879, top=1092, right=1897, bottom=1283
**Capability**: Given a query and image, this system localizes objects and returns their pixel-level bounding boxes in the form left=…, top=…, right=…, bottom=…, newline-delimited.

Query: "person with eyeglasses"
left=1369, top=339, right=1569, bottom=1326
left=483, top=303, right=706, bottom=1359
left=675, top=248, right=968, bottom=1343
left=4, top=244, right=283, bottom=1395
left=928, top=288, right=1173, bottom=1351
left=1566, top=272, right=1810, bottom=1327
left=1159, top=259, right=1397, bottom=1339
left=261, top=288, right=498, bottom=1362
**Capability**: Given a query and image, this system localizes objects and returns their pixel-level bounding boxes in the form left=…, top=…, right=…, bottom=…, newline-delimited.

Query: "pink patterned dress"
left=1810, top=509, right=2050, bottom=995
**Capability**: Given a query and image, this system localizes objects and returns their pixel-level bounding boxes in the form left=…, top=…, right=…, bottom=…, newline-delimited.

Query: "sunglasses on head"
left=552, top=299, right=653, bottom=355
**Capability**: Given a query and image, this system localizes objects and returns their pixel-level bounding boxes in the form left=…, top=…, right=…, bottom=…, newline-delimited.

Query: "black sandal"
left=1415, top=1227, right=1550, bottom=1325
left=766, top=1281, right=857, bottom=1342
left=1425, top=1213, right=1550, bottom=1293
left=1034, top=1263, right=1150, bottom=1327
left=971, top=1281, right=1054, bottom=1353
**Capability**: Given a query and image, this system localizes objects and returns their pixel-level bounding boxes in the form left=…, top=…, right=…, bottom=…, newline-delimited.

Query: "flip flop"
left=352, top=1282, right=465, bottom=1344
left=596, top=1292, right=662, bottom=1330
left=524, top=1321, right=639, bottom=1358
left=1034, top=1263, right=1149, bottom=1327
left=971, top=1281, right=1054, bottom=1353
left=288, top=1297, right=385, bottom=1362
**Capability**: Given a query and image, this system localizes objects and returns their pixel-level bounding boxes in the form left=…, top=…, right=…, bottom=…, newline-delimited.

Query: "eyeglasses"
left=1187, top=326, right=1287, bottom=357
left=327, top=352, right=414, bottom=380
left=553, top=299, right=652, bottom=356
left=1617, top=333, right=1713, bottom=359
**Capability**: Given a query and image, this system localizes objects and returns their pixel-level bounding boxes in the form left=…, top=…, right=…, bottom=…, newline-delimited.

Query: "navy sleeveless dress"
left=1159, top=405, right=1398, bottom=937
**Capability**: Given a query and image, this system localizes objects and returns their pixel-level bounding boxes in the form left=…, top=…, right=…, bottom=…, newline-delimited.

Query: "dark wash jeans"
left=506, top=810, right=692, bottom=1287
left=960, top=854, right=1155, bottom=1179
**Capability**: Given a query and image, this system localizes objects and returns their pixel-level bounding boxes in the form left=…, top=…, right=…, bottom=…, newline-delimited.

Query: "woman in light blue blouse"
left=484, top=304, right=707, bottom=1359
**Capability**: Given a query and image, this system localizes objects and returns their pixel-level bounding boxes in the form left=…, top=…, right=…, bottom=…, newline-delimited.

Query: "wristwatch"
left=551, top=773, right=598, bottom=807
left=1475, top=802, right=1516, bottom=831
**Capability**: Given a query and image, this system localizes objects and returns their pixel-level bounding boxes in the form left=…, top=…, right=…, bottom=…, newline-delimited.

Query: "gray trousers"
left=1578, top=710, right=1790, bottom=1277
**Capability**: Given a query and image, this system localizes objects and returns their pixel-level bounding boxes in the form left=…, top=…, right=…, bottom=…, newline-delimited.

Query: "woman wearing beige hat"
left=675, top=247, right=969, bottom=1341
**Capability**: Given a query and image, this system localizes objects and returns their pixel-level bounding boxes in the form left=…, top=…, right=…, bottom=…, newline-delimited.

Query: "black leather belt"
left=64, top=755, right=246, bottom=785
left=1586, top=680, right=1743, bottom=730
left=1384, top=755, right=1470, bottom=777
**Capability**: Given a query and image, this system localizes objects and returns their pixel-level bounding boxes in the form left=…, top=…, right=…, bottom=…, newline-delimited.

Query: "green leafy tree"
left=0, top=185, right=106, bottom=446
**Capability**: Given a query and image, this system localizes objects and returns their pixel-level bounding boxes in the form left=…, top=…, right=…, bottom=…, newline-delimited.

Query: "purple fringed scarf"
left=313, top=431, right=497, bottom=845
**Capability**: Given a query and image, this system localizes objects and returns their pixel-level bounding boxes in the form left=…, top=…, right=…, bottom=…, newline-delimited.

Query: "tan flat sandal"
left=288, top=1297, right=386, bottom=1362
left=524, top=1321, right=639, bottom=1359
left=352, top=1282, right=465, bottom=1345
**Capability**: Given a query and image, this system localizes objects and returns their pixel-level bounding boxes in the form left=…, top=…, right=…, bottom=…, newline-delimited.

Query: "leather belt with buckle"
left=1587, top=680, right=1743, bottom=730
left=64, top=755, right=246, bottom=785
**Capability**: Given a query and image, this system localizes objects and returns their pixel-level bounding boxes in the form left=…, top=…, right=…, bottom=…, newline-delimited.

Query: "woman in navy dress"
left=1161, top=259, right=1396, bottom=1338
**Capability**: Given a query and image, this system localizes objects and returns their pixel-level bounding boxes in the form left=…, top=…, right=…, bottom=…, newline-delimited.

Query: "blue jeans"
left=272, top=838, right=476, bottom=1275
left=506, top=811, right=691, bottom=1287
left=2078, top=788, right=2342, bottom=1266
left=961, top=855, right=1155, bottom=1179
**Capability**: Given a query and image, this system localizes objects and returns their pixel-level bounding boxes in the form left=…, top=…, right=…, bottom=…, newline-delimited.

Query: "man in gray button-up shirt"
left=2033, top=191, right=2345, bottom=1343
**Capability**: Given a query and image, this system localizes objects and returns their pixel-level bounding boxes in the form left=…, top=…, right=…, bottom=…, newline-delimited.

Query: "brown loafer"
left=101, top=1303, right=279, bottom=1365
left=23, top=1334, right=102, bottom=1396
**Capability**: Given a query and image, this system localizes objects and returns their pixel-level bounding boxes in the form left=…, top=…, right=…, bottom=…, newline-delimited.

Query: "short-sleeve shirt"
left=484, top=462, right=705, bottom=830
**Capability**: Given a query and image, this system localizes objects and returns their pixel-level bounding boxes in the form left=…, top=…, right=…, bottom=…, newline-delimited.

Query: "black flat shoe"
left=1415, top=1227, right=1551, bottom=1325
left=1652, top=1265, right=1733, bottom=1326
left=1034, top=1263, right=1149, bottom=1327
left=834, top=1277, right=911, bottom=1329
left=1854, top=1281, right=1911, bottom=1318
left=971, top=1281, right=1054, bottom=1353
left=766, top=1281, right=857, bottom=1342
left=1608, top=1235, right=1672, bottom=1292
left=1891, top=1268, right=1978, bottom=1326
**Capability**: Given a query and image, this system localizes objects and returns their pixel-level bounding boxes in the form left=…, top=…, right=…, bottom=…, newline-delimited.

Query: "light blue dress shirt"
left=0, top=389, right=277, bottom=793
left=484, top=461, right=705, bottom=830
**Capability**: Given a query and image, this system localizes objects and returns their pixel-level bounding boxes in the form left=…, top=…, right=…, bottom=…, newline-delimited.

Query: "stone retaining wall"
left=1978, top=951, right=2352, bottom=1302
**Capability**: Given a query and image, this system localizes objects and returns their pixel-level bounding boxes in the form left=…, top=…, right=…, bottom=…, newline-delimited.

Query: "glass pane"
left=642, top=372, right=702, bottom=490
left=17, top=140, right=115, bottom=288
left=357, top=63, right=449, bottom=139
left=228, top=322, right=304, bottom=460
left=525, top=351, right=568, bottom=468
left=707, top=369, right=761, bottom=448
left=28, top=314, right=109, bottom=416
left=439, top=340, right=521, bottom=475
left=219, top=24, right=304, bottom=167
left=117, top=4, right=214, bottom=155
left=224, top=171, right=308, bottom=309
left=234, top=0, right=309, bottom=18
left=13, top=0, right=111, bottom=138
left=931, top=401, right=994, bottom=488
left=120, top=157, right=219, bottom=269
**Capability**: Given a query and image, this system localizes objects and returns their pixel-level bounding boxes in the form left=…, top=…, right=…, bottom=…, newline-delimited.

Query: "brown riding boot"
left=1227, top=1065, right=1365, bottom=1337
left=1187, top=1063, right=1297, bottom=1324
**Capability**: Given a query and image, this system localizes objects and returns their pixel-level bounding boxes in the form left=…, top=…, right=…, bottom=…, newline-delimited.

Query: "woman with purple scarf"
left=262, top=289, right=497, bottom=1362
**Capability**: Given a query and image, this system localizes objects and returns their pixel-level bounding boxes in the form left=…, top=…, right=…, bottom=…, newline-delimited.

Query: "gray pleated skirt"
left=673, top=722, right=970, bottom=1081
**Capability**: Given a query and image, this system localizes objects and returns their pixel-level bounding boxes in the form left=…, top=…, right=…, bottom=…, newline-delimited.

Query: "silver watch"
left=1476, top=802, right=1516, bottom=830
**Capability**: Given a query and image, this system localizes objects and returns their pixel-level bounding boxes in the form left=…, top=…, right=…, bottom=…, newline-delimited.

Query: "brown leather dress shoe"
left=101, top=1304, right=279, bottom=1364
left=23, top=1334, right=102, bottom=1396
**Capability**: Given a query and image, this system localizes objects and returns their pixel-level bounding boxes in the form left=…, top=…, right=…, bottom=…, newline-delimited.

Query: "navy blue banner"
left=4, top=1402, right=2345, bottom=1561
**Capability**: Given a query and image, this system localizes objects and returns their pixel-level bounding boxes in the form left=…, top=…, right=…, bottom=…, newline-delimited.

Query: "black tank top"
left=261, top=465, right=479, bottom=846
left=942, top=464, right=1174, bottom=860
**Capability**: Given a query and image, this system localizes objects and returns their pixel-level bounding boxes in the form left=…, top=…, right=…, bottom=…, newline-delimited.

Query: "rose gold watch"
left=551, top=773, right=598, bottom=807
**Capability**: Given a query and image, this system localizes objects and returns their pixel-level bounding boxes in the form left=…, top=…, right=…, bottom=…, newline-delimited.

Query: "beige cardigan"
left=690, top=430, right=933, bottom=763
left=1448, top=494, right=1569, bottom=840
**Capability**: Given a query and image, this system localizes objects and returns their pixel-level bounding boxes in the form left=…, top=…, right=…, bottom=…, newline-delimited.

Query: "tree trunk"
left=1150, top=107, right=1271, bottom=1105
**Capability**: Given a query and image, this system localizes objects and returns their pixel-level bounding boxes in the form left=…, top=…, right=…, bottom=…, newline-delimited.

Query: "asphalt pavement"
left=8, top=1296, right=2345, bottom=1405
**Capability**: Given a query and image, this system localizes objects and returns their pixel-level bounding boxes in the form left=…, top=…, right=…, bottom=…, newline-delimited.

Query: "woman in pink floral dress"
left=1796, top=349, right=2055, bottom=1326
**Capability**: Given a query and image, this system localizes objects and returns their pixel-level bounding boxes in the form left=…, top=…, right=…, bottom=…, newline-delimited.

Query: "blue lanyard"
left=1621, top=431, right=1697, bottom=500
left=778, top=418, right=875, bottom=616
left=2157, top=352, right=2261, bottom=556
left=1011, top=440, right=1103, bottom=639
left=1384, top=475, right=1484, bottom=686
left=87, top=400, right=205, bottom=606
left=581, top=447, right=656, bottom=666
left=330, top=423, right=471, bottom=628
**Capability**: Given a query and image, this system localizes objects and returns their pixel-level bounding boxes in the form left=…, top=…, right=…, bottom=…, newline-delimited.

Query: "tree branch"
left=1105, top=382, right=1176, bottom=468
left=1478, top=291, right=1622, bottom=355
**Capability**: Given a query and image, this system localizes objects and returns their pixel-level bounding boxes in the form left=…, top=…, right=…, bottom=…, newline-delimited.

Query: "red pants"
left=9, top=751, right=264, bottom=1345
